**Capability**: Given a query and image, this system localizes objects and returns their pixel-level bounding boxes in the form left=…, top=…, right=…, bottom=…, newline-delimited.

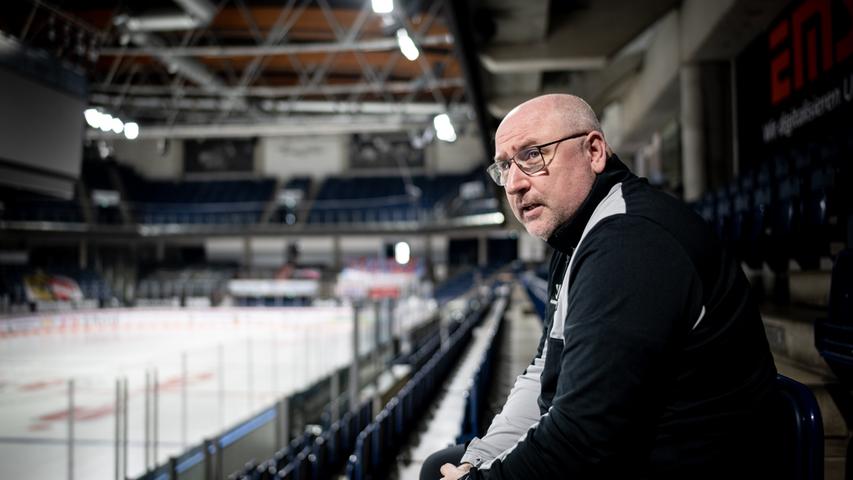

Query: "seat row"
left=694, top=153, right=851, bottom=271
left=5, top=161, right=499, bottom=227
left=457, top=302, right=506, bottom=444
left=520, top=271, right=548, bottom=324
left=813, top=248, right=853, bottom=382
left=229, top=293, right=493, bottom=480
left=228, top=402, right=374, bottom=480
left=346, top=292, right=500, bottom=480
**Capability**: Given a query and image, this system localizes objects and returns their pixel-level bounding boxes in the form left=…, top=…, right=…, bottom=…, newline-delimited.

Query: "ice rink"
left=0, top=305, right=377, bottom=480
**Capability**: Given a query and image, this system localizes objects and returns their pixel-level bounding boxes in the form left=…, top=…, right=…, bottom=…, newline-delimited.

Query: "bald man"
left=422, top=95, right=779, bottom=479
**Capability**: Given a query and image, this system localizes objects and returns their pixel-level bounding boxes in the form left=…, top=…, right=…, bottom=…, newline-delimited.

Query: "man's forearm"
left=460, top=357, right=544, bottom=466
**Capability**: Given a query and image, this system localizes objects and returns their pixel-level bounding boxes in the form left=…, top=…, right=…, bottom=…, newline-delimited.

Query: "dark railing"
left=346, top=289, right=503, bottom=480
left=457, top=294, right=506, bottom=444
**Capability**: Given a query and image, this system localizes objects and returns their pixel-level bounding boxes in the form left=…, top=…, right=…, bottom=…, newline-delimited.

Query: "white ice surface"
left=0, top=306, right=375, bottom=480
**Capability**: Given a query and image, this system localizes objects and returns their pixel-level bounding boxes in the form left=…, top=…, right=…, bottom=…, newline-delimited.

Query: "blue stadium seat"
left=457, top=316, right=503, bottom=444
left=797, top=152, right=849, bottom=269
left=715, top=188, right=734, bottom=247
left=775, top=374, right=824, bottom=480
left=750, top=177, right=774, bottom=269
left=731, top=177, right=754, bottom=264
left=815, top=249, right=853, bottom=381
left=768, top=156, right=803, bottom=272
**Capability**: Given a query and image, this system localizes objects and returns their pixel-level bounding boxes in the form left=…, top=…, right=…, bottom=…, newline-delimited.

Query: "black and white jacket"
left=461, top=156, right=778, bottom=479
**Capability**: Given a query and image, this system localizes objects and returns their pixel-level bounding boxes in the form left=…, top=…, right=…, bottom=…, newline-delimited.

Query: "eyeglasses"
left=486, top=132, right=589, bottom=186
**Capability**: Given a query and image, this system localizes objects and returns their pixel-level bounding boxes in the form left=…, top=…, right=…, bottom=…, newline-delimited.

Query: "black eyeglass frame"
left=486, top=131, right=589, bottom=186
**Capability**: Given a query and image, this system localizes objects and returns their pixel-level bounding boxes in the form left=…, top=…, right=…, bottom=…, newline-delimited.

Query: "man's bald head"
left=494, top=93, right=610, bottom=240
left=501, top=94, right=602, bottom=138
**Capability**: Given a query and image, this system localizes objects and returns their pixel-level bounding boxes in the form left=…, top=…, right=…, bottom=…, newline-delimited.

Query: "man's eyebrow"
left=514, top=137, right=538, bottom=149
left=495, top=137, right=538, bottom=161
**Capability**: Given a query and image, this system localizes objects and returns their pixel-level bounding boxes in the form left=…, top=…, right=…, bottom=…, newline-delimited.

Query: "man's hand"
left=440, top=462, right=473, bottom=479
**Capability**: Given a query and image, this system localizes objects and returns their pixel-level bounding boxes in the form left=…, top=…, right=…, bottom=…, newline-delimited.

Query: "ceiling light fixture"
left=84, top=108, right=102, bottom=129
left=124, top=122, right=140, bottom=140
left=396, top=28, right=419, bottom=61
left=433, top=113, right=457, bottom=142
left=394, top=241, right=411, bottom=265
left=83, top=108, right=140, bottom=140
left=99, top=114, right=114, bottom=132
left=371, top=0, right=393, bottom=14
left=111, top=117, right=124, bottom=134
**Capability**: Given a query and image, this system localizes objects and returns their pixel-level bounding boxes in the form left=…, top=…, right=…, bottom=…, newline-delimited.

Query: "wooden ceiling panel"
left=10, top=0, right=471, bottom=137
left=197, top=51, right=455, bottom=80
left=211, top=7, right=387, bottom=41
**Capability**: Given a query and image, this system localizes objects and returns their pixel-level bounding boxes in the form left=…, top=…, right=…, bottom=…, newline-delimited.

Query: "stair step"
left=762, top=305, right=831, bottom=375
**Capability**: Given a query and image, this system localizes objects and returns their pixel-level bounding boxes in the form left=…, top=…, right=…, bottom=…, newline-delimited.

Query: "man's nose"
left=504, top=162, right=529, bottom=196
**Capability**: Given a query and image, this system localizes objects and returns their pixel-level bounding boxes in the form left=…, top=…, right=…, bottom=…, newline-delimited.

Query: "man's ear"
left=587, top=131, right=608, bottom=174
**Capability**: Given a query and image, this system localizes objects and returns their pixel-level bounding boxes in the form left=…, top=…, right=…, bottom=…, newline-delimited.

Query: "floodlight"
left=372, top=0, right=393, bottom=14
left=433, top=113, right=457, bottom=142
left=394, top=242, right=411, bottom=265
left=396, top=29, right=419, bottom=61
left=124, top=122, right=139, bottom=140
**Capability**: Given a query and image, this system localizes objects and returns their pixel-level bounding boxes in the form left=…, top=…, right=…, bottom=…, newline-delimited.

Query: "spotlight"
left=433, top=113, right=457, bottom=142
left=99, top=113, right=114, bottom=132
left=394, top=242, right=411, bottom=265
left=396, top=29, right=419, bottom=61
left=124, top=122, right=139, bottom=140
left=84, top=108, right=139, bottom=140
left=84, top=108, right=102, bottom=129
left=111, top=117, right=124, bottom=134
left=371, top=0, right=393, bottom=14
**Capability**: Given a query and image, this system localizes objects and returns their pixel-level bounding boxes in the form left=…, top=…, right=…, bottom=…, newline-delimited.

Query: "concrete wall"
left=203, top=234, right=449, bottom=271
left=616, top=11, right=681, bottom=152
left=112, top=131, right=484, bottom=182
left=113, top=139, right=184, bottom=179
left=259, top=135, right=348, bottom=180
left=429, top=130, right=487, bottom=173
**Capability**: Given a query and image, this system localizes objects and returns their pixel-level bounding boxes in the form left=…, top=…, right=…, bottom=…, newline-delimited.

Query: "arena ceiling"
left=2, top=0, right=461, bottom=139
left=3, top=0, right=748, bottom=158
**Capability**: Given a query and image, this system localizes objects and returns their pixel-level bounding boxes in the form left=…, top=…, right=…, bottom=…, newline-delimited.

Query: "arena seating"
left=135, top=267, right=233, bottom=304
left=0, top=265, right=28, bottom=306
left=306, top=172, right=497, bottom=226
left=81, top=158, right=124, bottom=224
left=813, top=249, right=853, bottom=382
left=272, top=176, right=312, bottom=225
left=137, top=371, right=375, bottom=480
left=0, top=185, right=84, bottom=223
left=54, top=266, right=114, bottom=302
left=4, top=160, right=502, bottom=230
left=0, top=265, right=112, bottom=306
left=346, top=293, right=498, bottom=480
left=520, top=270, right=548, bottom=323
left=456, top=298, right=506, bottom=444
left=133, top=286, right=496, bottom=480
left=118, top=167, right=277, bottom=225
left=693, top=147, right=850, bottom=273
left=434, top=264, right=501, bottom=306
left=776, top=374, right=824, bottom=480
left=233, top=402, right=374, bottom=480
